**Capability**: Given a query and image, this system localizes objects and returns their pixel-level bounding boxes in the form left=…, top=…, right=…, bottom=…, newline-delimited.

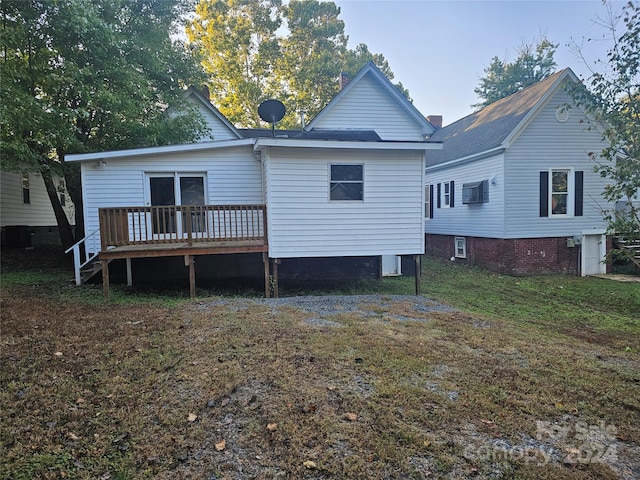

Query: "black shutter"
left=539, top=171, right=549, bottom=217
left=429, top=185, right=434, bottom=218
left=450, top=181, right=455, bottom=208
left=575, top=171, right=584, bottom=216
left=437, top=183, right=441, bottom=208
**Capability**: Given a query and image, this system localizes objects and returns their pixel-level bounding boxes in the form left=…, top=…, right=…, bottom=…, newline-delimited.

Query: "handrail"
left=64, top=228, right=101, bottom=286
left=98, top=204, right=267, bottom=249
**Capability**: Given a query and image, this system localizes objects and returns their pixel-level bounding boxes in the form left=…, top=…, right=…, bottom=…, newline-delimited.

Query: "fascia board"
left=65, top=139, right=255, bottom=162
left=425, top=147, right=505, bottom=173
left=253, top=137, right=443, bottom=152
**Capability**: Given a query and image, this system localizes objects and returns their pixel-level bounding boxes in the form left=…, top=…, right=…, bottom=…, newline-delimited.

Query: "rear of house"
left=66, top=62, right=440, bottom=296
left=425, top=69, right=613, bottom=276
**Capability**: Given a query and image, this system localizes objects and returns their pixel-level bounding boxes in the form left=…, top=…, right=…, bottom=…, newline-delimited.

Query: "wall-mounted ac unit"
left=462, top=180, right=489, bottom=204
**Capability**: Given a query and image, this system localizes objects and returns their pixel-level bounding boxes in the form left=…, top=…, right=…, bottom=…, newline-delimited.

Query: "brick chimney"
left=338, top=72, right=350, bottom=90
left=427, top=115, right=442, bottom=129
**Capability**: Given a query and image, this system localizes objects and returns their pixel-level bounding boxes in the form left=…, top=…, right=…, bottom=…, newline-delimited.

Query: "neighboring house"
left=0, top=169, right=74, bottom=247
left=65, top=62, right=441, bottom=297
left=424, top=68, right=614, bottom=276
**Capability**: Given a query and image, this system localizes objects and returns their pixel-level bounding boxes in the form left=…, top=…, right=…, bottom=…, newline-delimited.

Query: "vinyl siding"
left=504, top=90, right=612, bottom=238
left=312, top=74, right=424, bottom=141
left=1, top=170, right=74, bottom=227
left=424, top=154, right=505, bottom=238
left=81, top=146, right=262, bottom=242
left=197, top=107, right=239, bottom=142
left=265, top=148, right=424, bottom=258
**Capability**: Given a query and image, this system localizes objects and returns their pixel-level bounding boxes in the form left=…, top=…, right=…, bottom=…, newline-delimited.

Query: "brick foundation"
left=425, top=234, right=612, bottom=276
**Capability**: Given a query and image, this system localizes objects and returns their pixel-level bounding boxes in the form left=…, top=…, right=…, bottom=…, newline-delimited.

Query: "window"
left=462, top=180, right=489, bottom=204
left=21, top=173, right=30, bottom=204
left=455, top=237, right=466, bottom=258
left=539, top=170, right=584, bottom=217
left=551, top=170, right=569, bottom=215
left=425, top=185, right=433, bottom=219
left=330, top=164, right=363, bottom=201
left=437, top=181, right=455, bottom=208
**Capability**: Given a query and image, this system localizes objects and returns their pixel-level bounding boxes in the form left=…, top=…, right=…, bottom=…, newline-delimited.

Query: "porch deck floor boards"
left=99, top=239, right=268, bottom=260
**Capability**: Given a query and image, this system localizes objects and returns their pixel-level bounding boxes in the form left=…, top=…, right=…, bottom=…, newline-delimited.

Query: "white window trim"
left=424, top=185, right=430, bottom=219
left=549, top=168, right=574, bottom=217
left=329, top=163, right=364, bottom=202
left=144, top=172, right=208, bottom=206
left=454, top=236, right=466, bottom=259
left=441, top=181, right=452, bottom=208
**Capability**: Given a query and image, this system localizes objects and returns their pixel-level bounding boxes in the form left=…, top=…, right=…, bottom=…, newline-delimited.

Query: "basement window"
left=454, top=237, right=466, bottom=259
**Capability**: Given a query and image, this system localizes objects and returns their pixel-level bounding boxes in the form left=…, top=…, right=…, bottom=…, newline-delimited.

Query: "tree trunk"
left=40, top=164, right=75, bottom=250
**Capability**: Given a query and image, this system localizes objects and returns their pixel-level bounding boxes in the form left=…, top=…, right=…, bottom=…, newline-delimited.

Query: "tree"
left=1, top=0, right=207, bottom=249
left=185, top=0, right=282, bottom=127
left=187, top=0, right=405, bottom=128
left=473, top=37, right=558, bottom=109
left=568, top=1, right=640, bottom=248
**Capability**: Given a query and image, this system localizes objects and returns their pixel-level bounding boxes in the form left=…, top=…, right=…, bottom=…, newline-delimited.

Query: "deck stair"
left=613, top=236, right=640, bottom=269
left=65, top=228, right=103, bottom=285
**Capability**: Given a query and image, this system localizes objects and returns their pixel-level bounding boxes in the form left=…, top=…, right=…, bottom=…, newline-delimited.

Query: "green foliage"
left=473, top=37, right=558, bottom=109
left=568, top=1, right=640, bottom=245
left=187, top=0, right=407, bottom=128
left=0, top=0, right=207, bottom=248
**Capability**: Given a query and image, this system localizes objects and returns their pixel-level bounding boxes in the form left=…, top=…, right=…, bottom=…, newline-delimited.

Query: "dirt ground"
left=1, top=247, right=639, bottom=479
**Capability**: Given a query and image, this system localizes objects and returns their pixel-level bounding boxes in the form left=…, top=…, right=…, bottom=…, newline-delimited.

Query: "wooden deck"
left=97, top=205, right=272, bottom=299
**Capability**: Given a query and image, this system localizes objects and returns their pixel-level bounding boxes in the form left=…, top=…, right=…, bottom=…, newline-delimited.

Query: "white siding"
left=81, top=146, right=262, bottom=241
left=1, top=170, right=74, bottom=227
left=504, top=90, right=612, bottom=238
left=425, top=154, right=505, bottom=237
left=265, top=147, right=424, bottom=258
left=312, top=74, right=424, bottom=141
left=197, top=107, right=239, bottom=142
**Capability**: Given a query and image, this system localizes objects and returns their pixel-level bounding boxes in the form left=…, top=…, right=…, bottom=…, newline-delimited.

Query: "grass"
left=1, top=248, right=639, bottom=479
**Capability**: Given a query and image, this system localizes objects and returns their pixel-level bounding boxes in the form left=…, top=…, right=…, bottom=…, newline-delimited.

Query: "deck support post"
left=102, top=259, right=110, bottom=301
left=414, top=254, right=421, bottom=296
left=263, top=252, right=271, bottom=298
left=126, top=258, right=132, bottom=287
left=272, top=258, right=280, bottom=299
left=188, top=255, right=196, bottom=299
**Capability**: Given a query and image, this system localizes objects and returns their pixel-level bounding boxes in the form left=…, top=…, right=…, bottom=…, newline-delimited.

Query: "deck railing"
left=99, top=204, right=267, bottom=250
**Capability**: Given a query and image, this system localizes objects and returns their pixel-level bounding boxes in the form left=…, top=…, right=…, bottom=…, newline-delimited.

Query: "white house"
left=424, top=68, right=613, bottom=276
left=65, top=62, right=441, bottom=297
left=1, top=169, right=74, bottom=247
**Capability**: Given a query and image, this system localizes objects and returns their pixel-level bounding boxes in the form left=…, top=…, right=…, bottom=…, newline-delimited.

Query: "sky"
left=333, top=0, right=624, bottom=126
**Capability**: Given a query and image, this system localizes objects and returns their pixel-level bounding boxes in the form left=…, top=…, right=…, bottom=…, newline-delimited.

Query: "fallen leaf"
left=54, top=352, right=63, bottom=356
left=68, top=432, right=80, bottom=441
left=187, top=413, right=197, bottom=422
left=303, top=460, right=317, bottom=469
left=344, top=412, right=358, bottom=421
left=215, top=439, right=226, bottom=451
left=267, top=423, right=278, bottom=431
left=327, top=385, right=337, bottom=391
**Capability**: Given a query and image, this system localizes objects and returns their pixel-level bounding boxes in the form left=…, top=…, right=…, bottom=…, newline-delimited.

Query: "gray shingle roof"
left=427, top=69, right=569, bottom=167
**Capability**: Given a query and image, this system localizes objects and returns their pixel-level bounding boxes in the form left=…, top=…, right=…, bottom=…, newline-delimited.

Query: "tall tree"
left=568, top=1, right=639, bottom=249
left=473, top=37, right=558, bottom=109
left=1, top=0, right=206, bottom=249
left=185, top=0, right=282, bottom=127
left=187, top=0, right=405, bottom=129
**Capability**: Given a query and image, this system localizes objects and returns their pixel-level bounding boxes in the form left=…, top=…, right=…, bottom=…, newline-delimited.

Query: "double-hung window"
left=22, top=173, right=30, bottom=204
left=539, top=169, right=583, bottom=217
left=330, top=164, right=363, bottom=201
left=437, top=181, right=454, bottom=208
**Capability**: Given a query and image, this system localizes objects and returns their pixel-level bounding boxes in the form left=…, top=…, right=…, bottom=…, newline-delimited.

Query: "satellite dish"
left=258, top=99, right=286, bottom=130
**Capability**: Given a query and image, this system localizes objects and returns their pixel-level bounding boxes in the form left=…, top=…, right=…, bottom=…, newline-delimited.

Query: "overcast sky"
left=334, top=0, right=624, bottom=126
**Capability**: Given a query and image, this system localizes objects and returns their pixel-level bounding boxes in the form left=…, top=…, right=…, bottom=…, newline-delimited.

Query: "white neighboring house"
left=424, top=68, right=614, bottom=276
left=65, top=62, right=441, bottom=296
left=1, top=169, right=74, bottom=247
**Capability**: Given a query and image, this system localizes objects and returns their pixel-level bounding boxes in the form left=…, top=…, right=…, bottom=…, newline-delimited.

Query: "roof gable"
left=306, top=61, right=435, bottom=140
left=184, top=86, right=242, bottom=141
left=427, top=68, right=580, bottom=166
